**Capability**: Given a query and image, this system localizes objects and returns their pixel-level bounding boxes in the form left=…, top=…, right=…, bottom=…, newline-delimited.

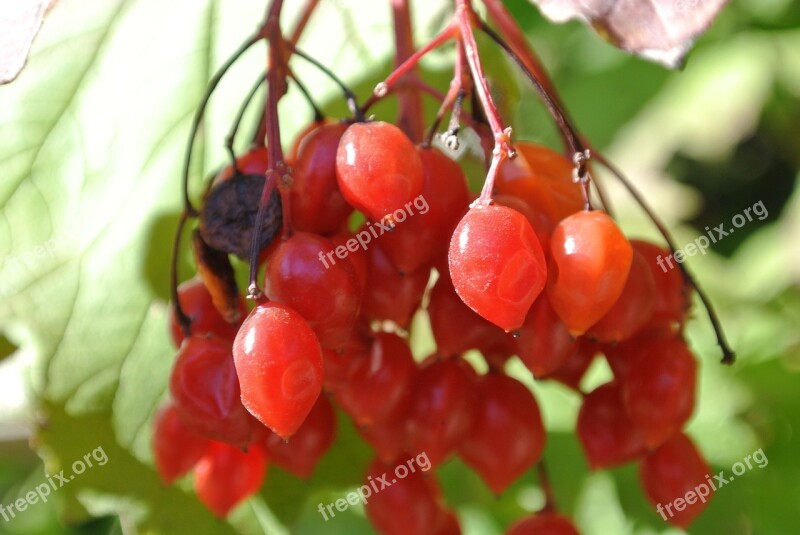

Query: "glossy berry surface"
left=289, top=121, right=353, bottom=234
left=335, top=332, right=417, bottom=426
left=458, top=373, right=546, bottom=493
left=449, top=204, right=547, bottom=332
left=152, top=404, right=210, bottom=484
left=169, top=335, right=256, bottom=447
left=263, top=393, right=336, bottom=479
left=496, top=142, right=584, bottom=225
left=547, top=210, right=633, bottom=336
left=587, top=249, right=656, bottom=342
left=622, top=336, right=697, bottom=448
left=335, top=121, right=424, bottom=223
left=169, top=278, right=244, bottom=348
left=577, top=382, right=645, bottom=469
left=214, top=145, right=269, bottom=184
left=380, top=146, right=469, bottom=273
left=233, top=302, right=324, bottom=439
left=364, top=458, right=444, bottom=535
left=194, top=441, right=267, bottom=517
left=361, top=243, right=429, bottom=327
left=631, top=239, right=691, bottom=326
left=405, top=357, right=478, bottom=468
left=640, top=433, right=712, bottom=528
left=427, top=269, right=511, bottom=358
left=515, top=293, right=579, bottom=378
left=264, top=231, right=361, bottom=351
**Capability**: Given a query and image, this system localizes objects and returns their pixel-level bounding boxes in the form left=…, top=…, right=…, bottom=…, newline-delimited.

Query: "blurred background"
left=0, top=0, right=798, bottom=533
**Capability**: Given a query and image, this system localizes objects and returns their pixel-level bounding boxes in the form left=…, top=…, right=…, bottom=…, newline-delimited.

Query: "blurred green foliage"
left=0, top=0, right=798, bottom=534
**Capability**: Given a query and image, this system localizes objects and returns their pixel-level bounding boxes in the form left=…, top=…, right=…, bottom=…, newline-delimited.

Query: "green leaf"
left=0, top=0, right=444, bottom=532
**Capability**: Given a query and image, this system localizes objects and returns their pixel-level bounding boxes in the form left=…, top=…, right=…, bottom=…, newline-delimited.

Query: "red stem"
left=363, top=23, right=456, bottom=112
left=289, top=0, right=319, bottom=46
left=454, top=0, right=513, bottom=206
left=391, top=0, right=425, bottom=142
left=248, top=0, right=290, bottom=298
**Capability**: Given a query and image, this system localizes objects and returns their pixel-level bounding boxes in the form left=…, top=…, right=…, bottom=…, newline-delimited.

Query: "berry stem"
left=287, top=43, right=363, bottom=120
left=536, top=460, right=558, bottom=513
left=593, top=152, right=736, bottom=364
left=288, top=0, right=320, bottom=46
left=480, top=0, right=565, bottom=131
left=362, top=22, right=456, bottom=112
left=252, top=0, right=320, bottom=146
left=425, top=40, right=467, bottom=148
left=170, top=212, right=192, bottom=337
left=288, top=69, right=325, bottom=123
left=181, top=33, right=263, bottom=216
left=249, top=0, right=290, bottom=299
left=290, top=70, right=325, bottom=122
left=455, top=0, right=513, bottom=206
left=391, top=0, right=425, bottom=142
left=225, top=72, right=267, bottom=170
left=475, top=19, right=597, bottom=210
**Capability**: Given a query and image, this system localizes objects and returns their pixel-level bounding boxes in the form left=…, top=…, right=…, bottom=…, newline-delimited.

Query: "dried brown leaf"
left=530, top=0, right=730, bottom=67
left=0, top=0, right=54, bottom=84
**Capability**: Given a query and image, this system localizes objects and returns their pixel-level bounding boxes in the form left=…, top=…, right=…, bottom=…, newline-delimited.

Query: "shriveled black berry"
left=199, top=172, right=282, bottom=259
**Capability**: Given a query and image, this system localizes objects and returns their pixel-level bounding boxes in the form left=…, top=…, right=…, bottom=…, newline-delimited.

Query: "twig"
left=593, top=152, right=735, bottom=364
left=391, top=0, right=425, bottom=142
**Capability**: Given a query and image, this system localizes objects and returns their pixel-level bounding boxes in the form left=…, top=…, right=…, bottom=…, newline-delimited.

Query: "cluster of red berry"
left=152, top=110, right=714, bottom=532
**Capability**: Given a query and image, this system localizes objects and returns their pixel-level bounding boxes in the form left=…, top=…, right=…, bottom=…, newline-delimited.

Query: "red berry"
left=364, top=457, right=443, bottom=535
left=640, top=433, right=712, bottom=528
left=357, top=400, right=411, bottom=463
left=432, top=509, right=462, bottom=535
left=516, top=293, right=579, bottom=378
left=194, top=441, right=267, bottom=517
left=427, top=269, right=512, bottom=358
left=458, top=373, right=546, bottom=493
left=290, top=122, right=354, bottom=234
left=380, top=147, right=469, bottom=273
left=506, top=513, right=580, bottom=535
left=322, top=329, right=371, bottom=393
left=496, top=142, right=583, bottom=225
left=336, top=121, right=424, bottom=223
left=169, top=335, right=256, bottom=447
left=601, top=326, right=673, bottom=381
left=493, top=193, right=553, bottom=252
left=214, top=146, right=269, bottom=184
left=264, top=232, right=361, bottom=351
left=631, top=240, right=691, bottom=326
left=152, top=403, right=210, bottom=484
left=587, top=249, right=656, bottom=343
left=449, top=204, right=547, bottom=332
left=547, top=339, right=597, bottom=390
left=335, top=332, right=417, bottom=426
left=361, top=243, right=429, bottom=327
left=622, top=337, right=697, bottom=448
left=233, top=302, right=324, bottom=439
left=287, top=120, right=324, bottom=162
left=169, top=278, right=245, bottom=348
left=263, top=393, right=336, bottom=479
left=547, top=210, right=632, bottom=336
left=577, top=382, right=646, bottom=469
left=405, top=358, right=478, bottom=468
